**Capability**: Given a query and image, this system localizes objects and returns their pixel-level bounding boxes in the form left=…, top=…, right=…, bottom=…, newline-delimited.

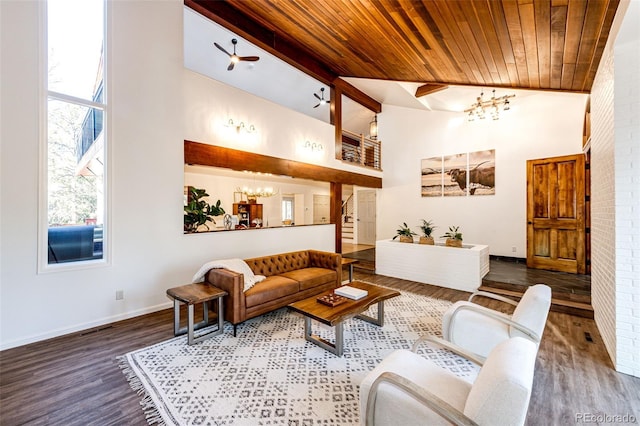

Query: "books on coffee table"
left=335, top=285, right=368, bottom=300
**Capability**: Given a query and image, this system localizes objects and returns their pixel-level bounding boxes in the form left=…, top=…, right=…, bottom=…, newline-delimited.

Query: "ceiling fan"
left=213, top=38, right=260, bottom=71
left=314, top=87, right=328, bottom=108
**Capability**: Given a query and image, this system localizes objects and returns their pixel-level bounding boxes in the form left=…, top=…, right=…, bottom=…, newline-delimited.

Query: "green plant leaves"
left=184, top=187, right=226, bottom=233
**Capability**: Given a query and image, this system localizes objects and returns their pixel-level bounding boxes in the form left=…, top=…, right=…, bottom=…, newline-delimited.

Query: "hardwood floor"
left=1, top=270, right=638, bottom=425
left=341, top=242, right=374, bottom=254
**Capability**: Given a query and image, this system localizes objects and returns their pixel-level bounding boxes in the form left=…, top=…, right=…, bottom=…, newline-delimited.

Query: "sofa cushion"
left=244, top=275, right=299, bottom=308
left=280, top=267, right=337, bottom=291
left=245, top=251, right=311, bottom=276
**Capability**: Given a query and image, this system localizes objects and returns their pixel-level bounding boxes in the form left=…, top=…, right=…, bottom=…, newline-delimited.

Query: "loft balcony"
left=341, top=129, right=381, bottom=170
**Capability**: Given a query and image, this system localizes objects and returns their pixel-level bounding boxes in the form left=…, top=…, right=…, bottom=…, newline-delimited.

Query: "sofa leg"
left=233, top=324, right=237, bottom=337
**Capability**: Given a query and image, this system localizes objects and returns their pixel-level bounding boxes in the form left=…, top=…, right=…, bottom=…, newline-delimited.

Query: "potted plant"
left=392, top=222, right=416, bottom=243
left=184, top=187, right=225, bottom=233
left=417, top=219, right=436, bottom=245
left=442, top=225, right=463, bottom=248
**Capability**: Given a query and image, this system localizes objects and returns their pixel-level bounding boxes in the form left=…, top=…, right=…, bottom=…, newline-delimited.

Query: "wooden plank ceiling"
left=187, top=0, right=619, bottom=94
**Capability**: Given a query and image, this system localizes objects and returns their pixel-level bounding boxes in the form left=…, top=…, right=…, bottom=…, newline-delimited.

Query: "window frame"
left=38, top=0, right=111, bottom=273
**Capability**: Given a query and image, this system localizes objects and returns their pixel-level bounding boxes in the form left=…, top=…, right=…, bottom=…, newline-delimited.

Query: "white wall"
left=591, top=0, right=640, bottom=377
left=0, top=1, right=335, bottom=350
left=613, top=35, right=640, bottom=378
left=376, top=94, right=586, bottom=257
left=591, top=25, right=617, bottom=372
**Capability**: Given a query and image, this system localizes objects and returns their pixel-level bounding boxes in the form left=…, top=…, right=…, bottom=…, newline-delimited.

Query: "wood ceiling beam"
left=184, top=141, right=382, bottom=188
left=415, top=83, right=449, bottom=98
left=333, top=78, right=382, bottom=113
left=185, top=0, right=338, bottom=85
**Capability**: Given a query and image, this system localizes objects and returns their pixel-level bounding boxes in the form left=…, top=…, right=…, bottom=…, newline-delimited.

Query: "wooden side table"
left=342, top=258, right=359, bottom=282
left=166, top=283, right=227, bottom=345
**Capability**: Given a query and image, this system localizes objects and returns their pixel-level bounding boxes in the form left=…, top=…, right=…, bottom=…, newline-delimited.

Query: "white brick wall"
left=591, top=38, right=618, bottom=366
left=614, top=39, right=640, bottom=377
left=591, top=3, right=640, bottom=378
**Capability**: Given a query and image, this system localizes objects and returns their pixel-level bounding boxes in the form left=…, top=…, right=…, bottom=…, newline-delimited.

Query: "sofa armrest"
left=205, top=268, right=246, bottom=325
left=308, top=250, right=342, bottom=285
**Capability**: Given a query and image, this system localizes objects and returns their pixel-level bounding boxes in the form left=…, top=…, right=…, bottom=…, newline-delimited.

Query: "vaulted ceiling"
left=186, top=0, right=620, bottom=95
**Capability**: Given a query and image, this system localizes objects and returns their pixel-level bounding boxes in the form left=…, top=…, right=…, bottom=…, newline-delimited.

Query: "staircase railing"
left=342, top=193, right=354, bottom=223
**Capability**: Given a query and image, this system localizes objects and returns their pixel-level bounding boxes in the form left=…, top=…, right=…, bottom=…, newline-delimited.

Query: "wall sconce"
left=226, top=118, right=256, bottom=133
left=304, top=140, right=323, bottom=152
left=369, top=115, right=378, bottom=140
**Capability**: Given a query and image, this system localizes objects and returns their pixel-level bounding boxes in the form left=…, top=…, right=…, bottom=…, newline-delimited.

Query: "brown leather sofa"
left=205, top=250, right=342, bottom=335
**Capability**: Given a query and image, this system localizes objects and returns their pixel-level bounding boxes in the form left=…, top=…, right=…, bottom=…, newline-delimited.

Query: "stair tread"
left=477, top=285, right=593, bottom=311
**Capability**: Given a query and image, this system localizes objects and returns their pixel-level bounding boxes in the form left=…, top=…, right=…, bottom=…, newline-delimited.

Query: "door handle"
left=527, top=221, right=532, bottom=224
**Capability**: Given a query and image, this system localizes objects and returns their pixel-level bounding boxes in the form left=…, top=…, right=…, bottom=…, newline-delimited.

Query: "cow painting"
left=423, top=150, right=495, bottom=197
left=448, top=164, right=495, bottom=195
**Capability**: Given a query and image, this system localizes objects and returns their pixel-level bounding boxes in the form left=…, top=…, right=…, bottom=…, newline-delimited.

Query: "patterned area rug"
left=119, top=287, right=479, bottom=425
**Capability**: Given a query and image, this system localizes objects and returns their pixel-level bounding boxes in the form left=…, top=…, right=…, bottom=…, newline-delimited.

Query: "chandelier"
left=237, top=185, right=278, bottom=202
left=465, top=89, right=515, bottom=121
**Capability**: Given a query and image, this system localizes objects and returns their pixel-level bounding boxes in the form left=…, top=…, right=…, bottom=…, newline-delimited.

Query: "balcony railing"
left=341, top=129, right=381, bottom=170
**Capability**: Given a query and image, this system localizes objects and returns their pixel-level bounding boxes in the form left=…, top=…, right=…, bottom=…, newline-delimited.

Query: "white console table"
left=375, top=239, right=490, bottom=292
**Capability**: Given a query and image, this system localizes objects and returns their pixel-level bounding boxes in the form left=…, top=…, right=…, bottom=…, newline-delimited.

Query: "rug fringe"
left=117, top=355, right=166, bottom=426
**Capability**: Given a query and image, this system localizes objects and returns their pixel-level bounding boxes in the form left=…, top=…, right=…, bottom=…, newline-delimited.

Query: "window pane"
left=47, top=99, right=104, bottom=264
left=47, top=0, right=104, bottom=101
left=282, top=198, right=293, bottom=221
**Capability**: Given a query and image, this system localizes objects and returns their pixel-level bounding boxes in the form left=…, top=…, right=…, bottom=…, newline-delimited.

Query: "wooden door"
left=356, top=190, right=376, bottom=245
left=313, top=194, right=330, bottom=224
left=527, top=154, right=586, bottom=274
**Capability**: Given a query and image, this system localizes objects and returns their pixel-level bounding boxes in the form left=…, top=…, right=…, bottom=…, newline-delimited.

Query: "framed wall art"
left=422, top=149, right=495, bottom=197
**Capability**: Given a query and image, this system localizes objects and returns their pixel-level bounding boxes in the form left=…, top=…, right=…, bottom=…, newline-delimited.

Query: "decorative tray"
left=317, top=293, right=348, bottom=307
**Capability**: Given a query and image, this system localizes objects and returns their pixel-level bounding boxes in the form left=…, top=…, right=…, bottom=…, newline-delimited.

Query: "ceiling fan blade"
left=227, top=62, right=235, bottom=71
left=239, top=56, right=260, bottom=62
left=314, top=93, right=322, bottom=100
left=213, top=42, right=232, bottom=57
left=314, top=103, right=320, bottom=108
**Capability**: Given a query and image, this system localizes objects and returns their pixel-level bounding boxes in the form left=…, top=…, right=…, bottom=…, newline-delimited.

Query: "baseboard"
left=489, top=255, right=527, bottom=263
left=0, top=301, right=173, bottom=351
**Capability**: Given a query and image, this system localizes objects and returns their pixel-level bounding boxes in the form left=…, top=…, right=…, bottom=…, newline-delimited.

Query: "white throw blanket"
left=192, top=258, right=266, bottom=292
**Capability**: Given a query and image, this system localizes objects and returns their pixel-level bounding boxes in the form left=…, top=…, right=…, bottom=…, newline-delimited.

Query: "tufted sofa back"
left=245, top=251, right=312, bottom=276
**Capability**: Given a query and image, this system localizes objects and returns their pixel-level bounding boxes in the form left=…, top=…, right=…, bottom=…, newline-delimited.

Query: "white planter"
left=375, top=239, right=490, bottom=292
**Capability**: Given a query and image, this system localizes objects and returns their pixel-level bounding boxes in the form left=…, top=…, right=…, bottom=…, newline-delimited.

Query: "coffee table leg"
left=304, top=317, right=344, bottom=357
left=356, top=301, right=385, bottom=326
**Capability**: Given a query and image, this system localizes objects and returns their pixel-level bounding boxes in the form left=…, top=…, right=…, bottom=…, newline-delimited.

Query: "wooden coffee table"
left=288, top=281, right=400, bottom=356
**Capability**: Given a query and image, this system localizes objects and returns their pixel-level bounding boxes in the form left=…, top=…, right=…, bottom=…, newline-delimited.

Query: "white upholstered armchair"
left=359, top=336, right=537, bottom=426
left=441, top=284, right=552, bottom=359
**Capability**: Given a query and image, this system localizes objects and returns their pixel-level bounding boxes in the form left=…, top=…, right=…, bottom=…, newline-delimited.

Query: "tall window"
left=44, top=0, right=106, bottom=266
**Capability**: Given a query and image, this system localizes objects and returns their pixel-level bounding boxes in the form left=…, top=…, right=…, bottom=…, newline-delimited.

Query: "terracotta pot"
left=398, top=235, right=414, bottom=243
left=445, top=238, right=463, bottom=248
left=419, top=236, right=435, bottom=245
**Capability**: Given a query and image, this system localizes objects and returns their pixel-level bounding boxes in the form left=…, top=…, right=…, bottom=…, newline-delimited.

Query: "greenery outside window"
left=42, top=0, right=107, bottom=268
